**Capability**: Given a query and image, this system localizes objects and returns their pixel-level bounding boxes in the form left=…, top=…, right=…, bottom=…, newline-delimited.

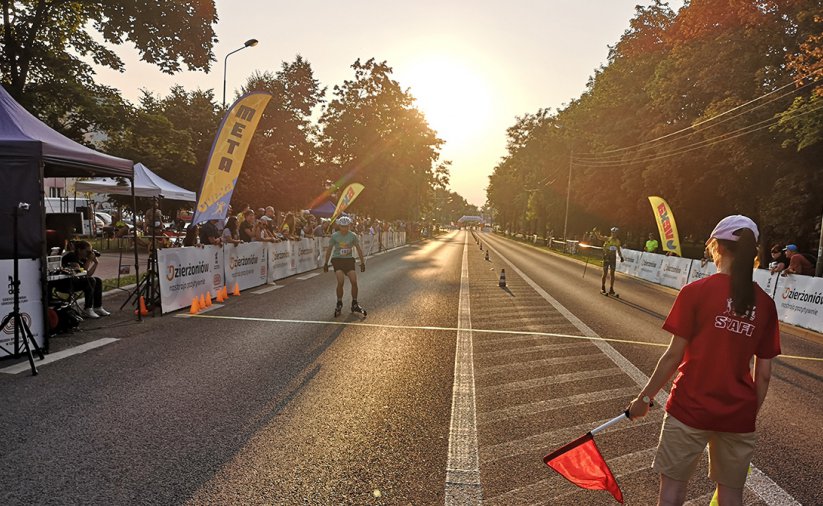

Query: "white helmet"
left=337, top=216, right=352, bottom=226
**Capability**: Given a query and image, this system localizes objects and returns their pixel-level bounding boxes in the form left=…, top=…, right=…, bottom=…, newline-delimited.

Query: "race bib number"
left=339, top=248, right=351, bottom=256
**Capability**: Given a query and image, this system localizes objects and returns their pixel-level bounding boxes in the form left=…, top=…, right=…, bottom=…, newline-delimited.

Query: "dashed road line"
left=474, top=342, right=590, bottom=358
left=444, top=231, right=481, bottom=505
left=479, top=386, right=638, bottom=424
left=480, top=367, right=624, bottom=396
left=251, top=284, right=283, bottom=294
left=295, top=273, right=320, bottom=280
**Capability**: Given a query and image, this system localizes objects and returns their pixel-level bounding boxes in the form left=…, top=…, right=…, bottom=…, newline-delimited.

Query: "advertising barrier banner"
left=158, top=245, right=224, bottom=314
left=0, top=258, right=45, bottom=356
left=296, top=238, right=319, bottom=273
left=753, top=269, right=779, bottom=298
left=773, top=274, right=823, bottom=333
left=617, top=249, right=642, bottom=278
left=687, top=260, right=718, bottom=284
left=224, top=242, right=267, bottom=291
left=637, top=253, right=664, bottom=284
left=659, top=256, right=693, bottom=290
left=267, top=241, right=293, bottom=283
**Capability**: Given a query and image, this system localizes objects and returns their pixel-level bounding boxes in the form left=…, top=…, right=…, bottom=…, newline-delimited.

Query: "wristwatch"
left=641, top=395, right=651, bottom=405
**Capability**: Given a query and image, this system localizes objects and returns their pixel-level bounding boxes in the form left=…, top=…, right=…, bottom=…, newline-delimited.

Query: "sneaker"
left=94, top=307, right=111, bottom=317
left=82, top=308, right=100, bottom=319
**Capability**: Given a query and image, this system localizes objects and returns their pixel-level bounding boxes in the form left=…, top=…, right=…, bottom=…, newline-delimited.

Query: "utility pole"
left=563, top=149, right=573, bottom=241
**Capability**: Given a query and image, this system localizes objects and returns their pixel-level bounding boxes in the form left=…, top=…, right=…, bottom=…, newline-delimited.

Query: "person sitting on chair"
left=59, top=240, right=109, bottom=319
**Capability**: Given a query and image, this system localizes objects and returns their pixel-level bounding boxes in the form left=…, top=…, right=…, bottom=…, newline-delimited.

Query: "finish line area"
left=177, top=313, right=823, bottom=363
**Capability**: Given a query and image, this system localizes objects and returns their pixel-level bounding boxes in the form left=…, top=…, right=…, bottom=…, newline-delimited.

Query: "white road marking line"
left=445, top=232, right=481, bottom=505
left=474, top=342, right=590, bottom=359
left=483, top=235, right=801, bottom=505
left=177, top=303, right=224, bottom=317
left=479, top=386, right=638, bottom=424
left=295, top=273, right=320, bottom=280
left=476, top=353, right=607, bottom=377
left=251, top=284, right=283, bottom=294
left=0, top=338, right=118, bottom=375
left=480, top=367, right=624, bottom=396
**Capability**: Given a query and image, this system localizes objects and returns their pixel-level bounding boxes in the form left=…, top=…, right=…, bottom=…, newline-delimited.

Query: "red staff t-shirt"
left=662, top=273, right=781, bottom=433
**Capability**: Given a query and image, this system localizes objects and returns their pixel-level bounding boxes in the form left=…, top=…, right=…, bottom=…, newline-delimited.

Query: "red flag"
left=543, top=432, right=624, bottom=503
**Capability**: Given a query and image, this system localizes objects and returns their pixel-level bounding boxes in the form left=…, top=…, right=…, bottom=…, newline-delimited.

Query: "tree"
left=320, top=58, right=446, bottom=220
left=0, top=1, right=217, bottom=139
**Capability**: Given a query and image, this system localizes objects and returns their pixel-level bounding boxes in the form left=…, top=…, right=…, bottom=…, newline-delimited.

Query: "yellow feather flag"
left=648, top=196, right=682, bottom=257
left=193, top=92, right=272, bottom=224
left=330, top=183, right=365, bottom=223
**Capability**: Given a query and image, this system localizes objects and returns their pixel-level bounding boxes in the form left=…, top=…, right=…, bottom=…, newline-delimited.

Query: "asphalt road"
left=0, top=230, right=820, bottom=505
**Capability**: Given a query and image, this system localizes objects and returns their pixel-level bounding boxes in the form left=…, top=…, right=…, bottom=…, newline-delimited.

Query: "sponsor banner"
left=224, top=242, right=267, bottom=291
left=637, top=253, right=664, bottom=284
left=687, top=259, right=718, bottom=284
left=0, top=259, right=45, bottom=356
left=753, top=269, right=779, bottom=298
left=267, top=241, right=293, bottom=283
left=659, top=256, right=693, bottom=290
left=296, top=238, right=318, bottom=273
left=616, top=249, right=642, bottom=277
left=774, top=274, right=823, bottom=333
left=361, top=234, right=375, bottom=256
left=158, top=245, right=224, bottom=314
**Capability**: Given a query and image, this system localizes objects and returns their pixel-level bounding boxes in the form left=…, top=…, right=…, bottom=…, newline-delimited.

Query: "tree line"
left=487, top=0, right=822, bottom=256
left=1, top=2, right=455, bottom=221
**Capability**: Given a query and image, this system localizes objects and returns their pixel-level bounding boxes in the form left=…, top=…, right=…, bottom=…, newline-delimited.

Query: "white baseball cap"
left=708, top=215, right=759, bottom=243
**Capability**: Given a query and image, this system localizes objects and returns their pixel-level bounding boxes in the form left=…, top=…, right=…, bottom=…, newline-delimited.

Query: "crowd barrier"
left=158, top=231, right=406, bottom=314
left=615, top=249, right=823, bottom=334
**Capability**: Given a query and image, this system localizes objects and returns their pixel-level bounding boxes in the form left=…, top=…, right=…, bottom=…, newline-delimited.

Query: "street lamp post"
left=222, top=38, right=259, bottom=108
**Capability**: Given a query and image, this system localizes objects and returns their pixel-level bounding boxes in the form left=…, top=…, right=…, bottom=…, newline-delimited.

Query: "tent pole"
left=131, top=177, right=141, bottom=322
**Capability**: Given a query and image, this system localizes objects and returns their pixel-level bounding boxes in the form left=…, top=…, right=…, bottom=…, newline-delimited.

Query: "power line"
left=575, top=68, right=823, bottom=160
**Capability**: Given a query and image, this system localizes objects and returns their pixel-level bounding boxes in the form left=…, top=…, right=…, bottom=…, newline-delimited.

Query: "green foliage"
left=0, top=0, right=217, bottom=141
left=319, top=58, right=446, bottom=220
left=486, top=0, right=823, bottom=253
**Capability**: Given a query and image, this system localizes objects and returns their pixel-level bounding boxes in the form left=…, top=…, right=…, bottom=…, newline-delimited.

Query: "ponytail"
left=727, top=228, right=758, bottom=315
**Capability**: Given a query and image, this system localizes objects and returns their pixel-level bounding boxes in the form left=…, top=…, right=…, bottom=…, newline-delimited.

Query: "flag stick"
left=590, top=412, right=630, bottom=435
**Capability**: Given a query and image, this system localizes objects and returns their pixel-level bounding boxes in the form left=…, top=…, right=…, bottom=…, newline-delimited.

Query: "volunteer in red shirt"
left=627, top=215, right=780, bottom=506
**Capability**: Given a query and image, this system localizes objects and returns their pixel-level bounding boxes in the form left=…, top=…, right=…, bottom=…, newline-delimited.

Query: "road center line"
left=444, top=231, right=481, bottom=504
left=481, top=234, right=801, bottom=505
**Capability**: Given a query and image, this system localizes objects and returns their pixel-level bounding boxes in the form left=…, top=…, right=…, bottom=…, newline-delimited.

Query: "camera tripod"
left=0, top=203, right=45, bottom=375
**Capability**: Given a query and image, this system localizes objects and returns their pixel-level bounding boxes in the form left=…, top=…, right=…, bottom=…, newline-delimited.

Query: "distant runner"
left=595, top=226, right=624, bottom=296
left=323, top=216, right=367, bottom=317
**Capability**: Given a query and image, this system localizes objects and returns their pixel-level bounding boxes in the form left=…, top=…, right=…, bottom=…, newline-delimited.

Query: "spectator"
left=265, top=206, right=277, bottom=223
left=257, top=216, right=280, bottom=243
left=313, top=219, right=327, bottom=237
left=239, top=210, right=256, bottom=242
left=783, top=244, right=814, bottom=276
left=199, top=219, right=223, bottom=246
left=768, top=244, right=788, bottom=274
left=282, top=212, right=296, bottom=240
left=58, top=240, right=109, bottom=319
left=256, top=207, right=265, bottom=219
left=182, top=224, right=199, bottom=247
left=222, top=216, right=242, bottom=245
left=645, top=233, right=659, bottom=253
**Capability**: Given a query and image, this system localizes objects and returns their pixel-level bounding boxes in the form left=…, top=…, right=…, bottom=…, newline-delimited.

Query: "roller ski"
left=601, top=287, right=619, bottom=298
left=351, top=301, right=367, bottom=317
left=334, top=301, right=343, bottom=317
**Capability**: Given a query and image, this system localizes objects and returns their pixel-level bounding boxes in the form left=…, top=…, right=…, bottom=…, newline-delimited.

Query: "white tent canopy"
left=75, top=163, right=196, bottom=201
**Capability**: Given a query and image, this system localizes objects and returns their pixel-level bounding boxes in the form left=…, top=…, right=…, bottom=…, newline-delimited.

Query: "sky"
left=92, top=0, right=684, bottom=207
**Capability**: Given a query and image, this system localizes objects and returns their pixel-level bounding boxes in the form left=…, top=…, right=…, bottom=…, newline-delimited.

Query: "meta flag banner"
left=544, top=432, right=624, bottom=503
left=331, top=183, right=365, bottom=222
left=192, top=92, right=272, bottom=225
left=648, top=196, right=682, bottom=257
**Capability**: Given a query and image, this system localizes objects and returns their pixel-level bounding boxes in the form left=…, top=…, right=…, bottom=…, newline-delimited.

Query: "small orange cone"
left=199, top=293, right=206, bottom=308
left=216, top=289, right=224, bottom=303
left=206, top=292, right=213, bottom=307
left=233, top=282, right=241, bottom=296
left=134, top=295, right=149, bottom=316
left=190, top=297, right=200, bottom=314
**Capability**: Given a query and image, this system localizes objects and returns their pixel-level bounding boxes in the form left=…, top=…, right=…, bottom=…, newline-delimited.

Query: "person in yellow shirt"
left=595, top=227, right=624, bottom=295
left=645, top=233, right=659, bottom=253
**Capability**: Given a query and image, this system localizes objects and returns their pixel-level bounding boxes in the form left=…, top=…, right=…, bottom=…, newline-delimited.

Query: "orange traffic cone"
left=190, top=297, right=200, bottom=314
left=222, top=286, right=228, bottom=299
left=233, top=282, right=241, bottom=296
left=499, top=269, right=507, bottom=288
left=216, top=289, right=224, bottom=303
left=134, top=295, right=149, bottom=316
left=199, top=293, right=206, bottom=308
left=206, top=292, right=213, bottom=307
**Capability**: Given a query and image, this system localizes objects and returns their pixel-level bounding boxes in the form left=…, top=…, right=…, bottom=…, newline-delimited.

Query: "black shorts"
left=331, top=257, right=356, bottom=274
left=603, top=255, right=617, bottom=272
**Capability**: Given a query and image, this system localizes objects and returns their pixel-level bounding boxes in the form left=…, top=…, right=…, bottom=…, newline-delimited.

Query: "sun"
left=402, top=56, right=493, bottom=147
